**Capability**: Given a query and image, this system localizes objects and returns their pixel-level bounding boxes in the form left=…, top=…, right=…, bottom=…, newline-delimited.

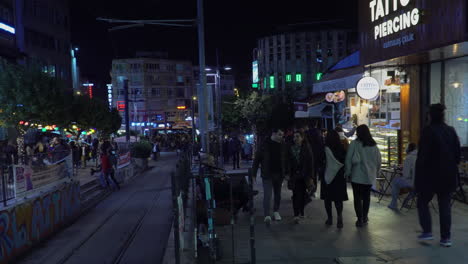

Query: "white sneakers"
left=264, top=212, right=282, bottom=226
left=273, top=211, right=282, bottom=221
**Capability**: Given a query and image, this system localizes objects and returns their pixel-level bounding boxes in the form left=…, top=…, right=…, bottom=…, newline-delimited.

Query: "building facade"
left=110, top=57, right=194, bottom=130
left=312, top=0, right=468, bottom=166
left=15, top=0, right=72, bottom=85
left=255, top=29, right=354, bottom=98
left=0, top=0, right=18, bottom=60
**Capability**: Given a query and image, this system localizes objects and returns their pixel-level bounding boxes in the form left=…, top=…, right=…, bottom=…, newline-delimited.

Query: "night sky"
left=71, top=0, right=358, bottom=98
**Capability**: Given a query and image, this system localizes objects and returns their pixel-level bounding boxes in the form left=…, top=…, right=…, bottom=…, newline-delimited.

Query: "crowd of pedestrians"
left=251, top=104, right=461, bottom=247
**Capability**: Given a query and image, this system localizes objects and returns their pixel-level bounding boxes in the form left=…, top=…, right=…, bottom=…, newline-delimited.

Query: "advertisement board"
left=359, top=0, right=468, bottom=65
left=252, top=61, right=259, bottom=83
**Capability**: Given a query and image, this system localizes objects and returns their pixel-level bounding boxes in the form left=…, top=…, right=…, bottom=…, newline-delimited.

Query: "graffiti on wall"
left=0, top=181, right=80, bottom=263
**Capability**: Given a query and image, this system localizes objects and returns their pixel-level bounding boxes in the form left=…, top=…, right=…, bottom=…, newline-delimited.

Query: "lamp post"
left=207, top=59, right=232, bottom=167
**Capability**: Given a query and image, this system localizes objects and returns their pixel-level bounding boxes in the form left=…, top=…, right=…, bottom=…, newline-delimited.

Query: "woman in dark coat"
left=321, top=130, right=348, bottom=228
left=289, top=131, right=315, bottom=224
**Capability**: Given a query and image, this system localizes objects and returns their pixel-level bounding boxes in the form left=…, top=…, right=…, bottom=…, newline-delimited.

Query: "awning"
left=308, top=103, right=328, bottom=118
left=313, top=66, right=364, bottom=94
left=295, top=111, right=308, bottom=118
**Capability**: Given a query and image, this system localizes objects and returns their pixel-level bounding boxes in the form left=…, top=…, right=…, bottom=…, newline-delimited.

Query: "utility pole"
left=197, top=0, right=209, bottom=153
left=124, top=79, right=130, bottom=142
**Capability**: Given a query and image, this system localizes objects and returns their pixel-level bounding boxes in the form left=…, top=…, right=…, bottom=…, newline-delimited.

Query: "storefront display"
left=370, top=127, right=400, bottom=167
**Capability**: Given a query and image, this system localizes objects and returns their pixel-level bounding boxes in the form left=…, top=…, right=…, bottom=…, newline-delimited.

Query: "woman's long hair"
left=325, top=130, right=345, bottom=156
left=356, top=125, right=377, bottom=147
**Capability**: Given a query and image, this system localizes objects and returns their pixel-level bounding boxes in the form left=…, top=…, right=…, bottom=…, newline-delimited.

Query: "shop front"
left=314, top=0, right=468, bottom=166
left=361, top=0, right=468, bottom=160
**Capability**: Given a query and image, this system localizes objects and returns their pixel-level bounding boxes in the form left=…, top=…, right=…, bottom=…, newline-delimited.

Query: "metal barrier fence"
left=0, top=151, right=73, bottom=207
left=0, top=165, right=15, bottom=206
left=171, top=150, right=257, bottom=264
left=171, top=149, right=193, bottom=264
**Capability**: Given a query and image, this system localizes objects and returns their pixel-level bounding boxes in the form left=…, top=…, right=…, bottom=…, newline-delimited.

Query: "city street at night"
left=0, top=0, right=467, bottom=263
left=15, top=153, right=176, bottom=264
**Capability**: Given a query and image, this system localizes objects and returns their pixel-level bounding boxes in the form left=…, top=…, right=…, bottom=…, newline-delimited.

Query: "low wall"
left=0, top=181, right=81, bottom=263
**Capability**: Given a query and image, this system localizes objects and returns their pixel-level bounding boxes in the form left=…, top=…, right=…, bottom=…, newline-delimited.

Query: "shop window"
left=430, top=62, right=442, bottom=104
left=269, top=76, right=275, bottom=89
left=296, top=73, right=302, bottom=82
left=444, top=58, right=468, bottom=146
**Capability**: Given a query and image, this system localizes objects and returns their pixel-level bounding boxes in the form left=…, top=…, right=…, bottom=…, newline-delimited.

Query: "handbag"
left=325, top=147, right=344, bottom=184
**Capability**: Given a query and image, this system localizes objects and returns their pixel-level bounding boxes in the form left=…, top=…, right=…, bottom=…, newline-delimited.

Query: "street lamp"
left=214, top=64, right=232, bottom=167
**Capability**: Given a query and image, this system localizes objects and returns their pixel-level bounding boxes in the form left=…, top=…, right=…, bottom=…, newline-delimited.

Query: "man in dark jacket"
left=252, top=128, right=288, bottom=225
left=415, top=104, right=461, bottom=247
left=229, top=136, right=242, bottom=170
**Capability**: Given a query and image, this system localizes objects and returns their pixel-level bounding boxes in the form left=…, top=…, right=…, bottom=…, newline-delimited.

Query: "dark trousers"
left=232, top=151, right=240, bottom=169
left=292, top=179, right=306, bottom=217
left=352, top=183, right=372, bottom=221
left=105, top=170, right=121, bottom=190
left=417, top=192, right=452, bottom=239
left=325, top=200, right=343, bottom=220
left=263, top=178, right=283, bottom=217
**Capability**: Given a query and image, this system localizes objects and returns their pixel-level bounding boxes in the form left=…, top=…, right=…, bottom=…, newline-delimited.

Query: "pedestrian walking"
left=229, top=135, right=242, bottom=169
left=100, top=145, right=121, bottom=191
left=388, top=143, right=417, bottom=210
left=345, top=124, right=381, bottom=227
left=415, top=104, right=461, bottom=247
left=288, top=131, right=315, bottom=224
left=306, top=126, right=325, bottom=197
left=242, top=140, right=253, bottom=161
left=252, top=128, right=288, bottom=226
left=321, top=130, right=348, bottom=229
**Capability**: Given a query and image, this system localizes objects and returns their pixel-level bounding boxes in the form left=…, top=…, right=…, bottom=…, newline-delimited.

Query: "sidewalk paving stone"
left=214, top=167, right=468, bottom=264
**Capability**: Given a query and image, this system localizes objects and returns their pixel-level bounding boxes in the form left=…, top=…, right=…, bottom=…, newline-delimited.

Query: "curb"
left=162, top=222, right=176, bottom=264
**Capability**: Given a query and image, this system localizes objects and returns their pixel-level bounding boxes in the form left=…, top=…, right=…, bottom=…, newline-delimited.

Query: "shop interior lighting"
left=452, top=82, right=462, bottom=88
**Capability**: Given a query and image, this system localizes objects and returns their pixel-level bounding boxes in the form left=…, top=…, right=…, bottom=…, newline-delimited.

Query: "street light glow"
left=224, top=66, right=232, bottom=71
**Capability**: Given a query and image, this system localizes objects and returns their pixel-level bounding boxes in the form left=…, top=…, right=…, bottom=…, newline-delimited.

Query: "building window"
left=167, top=88, right=174, bottom=97
left=286, top=74, right=292, bottom=82
left=177, top=88, right=185, bottom=98
left=296, top=73, right=302, bottom=82
left=269, top=76, right=275, bottom=89
left=177, top=76, right=184, bottom=85
left=176, top=64, right=184, bottom=71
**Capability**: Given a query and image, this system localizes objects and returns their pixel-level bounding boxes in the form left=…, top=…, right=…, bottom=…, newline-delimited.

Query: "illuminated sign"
left=370, top=0, right=420, bottom=40
left=0, top=22, right=15, bottom=34
left=117, top=101, right=125, bottom=111
left=252, top=61, right=259, bottom=83
left=356, top=77, right=380, bottom=100
left=107, top=84, right=112, bottom=108
left=83, top=83, right=94, bottom=99
left=177, top=106, right=186, bottom=110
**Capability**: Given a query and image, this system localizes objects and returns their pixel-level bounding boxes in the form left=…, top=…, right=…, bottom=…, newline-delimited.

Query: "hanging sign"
left=356, top=77, right=380, bottom=100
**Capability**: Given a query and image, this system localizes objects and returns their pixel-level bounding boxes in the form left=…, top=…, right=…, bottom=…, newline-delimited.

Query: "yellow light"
left=192, top=96, right=197, bottom=100
left=458, top=117, right=463, bottom=121
left=177, top=106, right=186, bottom=110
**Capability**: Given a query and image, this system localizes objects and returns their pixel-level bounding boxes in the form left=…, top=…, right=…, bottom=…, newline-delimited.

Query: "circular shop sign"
left=356, top=77, right=380, bottom=100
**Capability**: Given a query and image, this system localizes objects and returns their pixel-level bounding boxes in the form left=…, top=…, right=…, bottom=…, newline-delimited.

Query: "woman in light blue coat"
left=345, top=125, right=381, bottom=227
